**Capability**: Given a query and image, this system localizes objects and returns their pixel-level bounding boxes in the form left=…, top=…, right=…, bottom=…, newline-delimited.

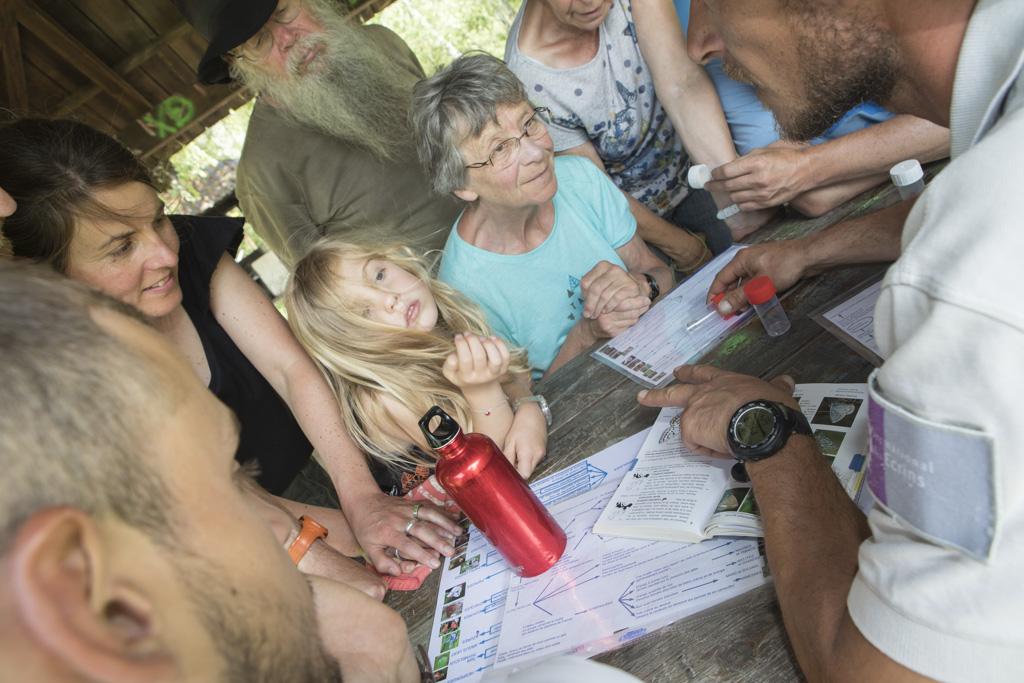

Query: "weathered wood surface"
left=387, top=178, right=923, bottom=681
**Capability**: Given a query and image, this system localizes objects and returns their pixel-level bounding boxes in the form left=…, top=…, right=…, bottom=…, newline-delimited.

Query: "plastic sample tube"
left=688, top=164, right=741, bottom=220
left=685, top=292, right=730, bottom=331
left=743, top=276, right=790, bottom=337
left=890, top=159, right=925, bottom=200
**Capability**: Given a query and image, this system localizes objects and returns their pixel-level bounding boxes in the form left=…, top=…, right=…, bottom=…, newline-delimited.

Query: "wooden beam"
left=16, top=0, right=151, bottom=113
left=1, top=1, right=29, bottom=112
left=54, top=20, right=191, bottom=117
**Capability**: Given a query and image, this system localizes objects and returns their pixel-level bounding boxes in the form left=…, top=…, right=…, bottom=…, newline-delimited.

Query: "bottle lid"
left=419, top=406, right=462, bottom=450
left=743, top=275, right=777, bottom=305
left=889, top=159, right=923, bottom=187
left=716, top=203, right=741, bottom=220
left=687, top=164, right=713, bottom=190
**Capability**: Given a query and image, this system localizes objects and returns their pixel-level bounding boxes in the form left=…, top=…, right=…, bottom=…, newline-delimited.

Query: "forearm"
left=802, top=198, right=913, bottom=275
left=633, top=0, right=736, bottom=167
left=628, top=193, right=704, bottom=261
left=801, top=116, right=949, bottom=188
left=789, top=173, right=890, bottom=218
left=746, top=435, right=871, bottom=679
left=273, top=496, right=362, bottom=556
left=280, top=361, right=385, bottom=509
left=544, top=319, right=597, bottom=378
left=463, top=383, right=513, bottom=445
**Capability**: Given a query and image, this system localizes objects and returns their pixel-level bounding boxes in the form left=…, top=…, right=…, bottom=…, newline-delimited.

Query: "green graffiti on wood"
left=138, top=95, right=195, bottom=139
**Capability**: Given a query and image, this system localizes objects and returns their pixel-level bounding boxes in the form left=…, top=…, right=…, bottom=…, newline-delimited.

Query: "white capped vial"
left=688, top=164, right=741, bottom=220
left=743, top=276, right=790, bottom=337
left=890, top=159, right=925, bottom=200
left=687, top=164, right=713, bottom=189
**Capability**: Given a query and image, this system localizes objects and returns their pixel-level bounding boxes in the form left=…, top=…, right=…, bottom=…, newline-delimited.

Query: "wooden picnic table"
left=386, top=171, right=937, bottom=682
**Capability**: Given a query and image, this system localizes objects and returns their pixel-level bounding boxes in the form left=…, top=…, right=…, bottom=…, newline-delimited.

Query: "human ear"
left=9, top=508, right=175, bottom=682
left=453, top=188, right=479, bottom=203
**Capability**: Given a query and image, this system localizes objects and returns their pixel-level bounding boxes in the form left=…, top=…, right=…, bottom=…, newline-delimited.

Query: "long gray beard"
left=232, top=11, right=416, bottom=162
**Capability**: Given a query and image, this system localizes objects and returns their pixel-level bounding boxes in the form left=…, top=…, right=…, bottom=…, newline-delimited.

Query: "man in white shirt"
left=640, top=1, right=1024, bottom=680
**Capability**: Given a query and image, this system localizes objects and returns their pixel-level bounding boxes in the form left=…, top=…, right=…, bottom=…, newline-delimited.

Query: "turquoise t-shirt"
left=439, top=156, right=636, bottom=376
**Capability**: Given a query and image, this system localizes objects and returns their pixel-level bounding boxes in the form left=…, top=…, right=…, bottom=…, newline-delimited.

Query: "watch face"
left=733, top=405, right=776, bottom=448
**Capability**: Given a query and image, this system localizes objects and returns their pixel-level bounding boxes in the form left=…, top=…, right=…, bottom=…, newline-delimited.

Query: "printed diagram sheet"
left=592, top=246, right=754, bottom=388
left=425, top=429, right=767, bottom=682
left=495, top=483, right=766, bottom=670
left=796, top=383, right=872, bottom=511
left=819, top=280, right=885, bottom=363
left=425, top=431, right=647, bottom=683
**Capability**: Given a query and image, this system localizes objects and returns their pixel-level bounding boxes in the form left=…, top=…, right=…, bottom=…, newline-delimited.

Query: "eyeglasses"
left=230, top=0, right=303, bottom=63
left=464, top=107, right=550, bottom=171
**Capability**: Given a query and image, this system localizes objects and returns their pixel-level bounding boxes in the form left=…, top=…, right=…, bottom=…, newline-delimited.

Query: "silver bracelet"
left=512, top=394, right=552, bottom=427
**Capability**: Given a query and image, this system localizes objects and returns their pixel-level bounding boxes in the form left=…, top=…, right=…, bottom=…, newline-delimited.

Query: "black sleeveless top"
left=174, top=215, right=311, bottom=493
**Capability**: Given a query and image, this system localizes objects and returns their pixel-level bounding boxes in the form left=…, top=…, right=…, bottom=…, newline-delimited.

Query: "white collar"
left=949, top=0, right=1024, bottom=157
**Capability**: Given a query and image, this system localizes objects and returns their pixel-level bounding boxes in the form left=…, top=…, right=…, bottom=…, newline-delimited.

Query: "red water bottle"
left=419, top=406, right=566, bottom=577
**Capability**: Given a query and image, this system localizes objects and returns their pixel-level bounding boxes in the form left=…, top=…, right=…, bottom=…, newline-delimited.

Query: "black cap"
left=419, top=406, right=462, bottom=450
left=175, top=0, right=277, bottom=85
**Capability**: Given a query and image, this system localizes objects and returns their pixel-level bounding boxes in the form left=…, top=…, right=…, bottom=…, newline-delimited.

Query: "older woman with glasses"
left=412, top=53, right=672, bottom=379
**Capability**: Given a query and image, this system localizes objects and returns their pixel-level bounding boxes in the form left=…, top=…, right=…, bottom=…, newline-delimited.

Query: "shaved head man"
left=0, top=260, right=416, bottom=682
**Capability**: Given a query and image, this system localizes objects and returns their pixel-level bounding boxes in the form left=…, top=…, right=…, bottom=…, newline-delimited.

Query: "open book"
left=593, top=384, right=869, bottom=543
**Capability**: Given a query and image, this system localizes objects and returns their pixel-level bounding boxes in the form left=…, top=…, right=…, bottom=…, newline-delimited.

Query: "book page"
left=595, top=385, right=871, bottom=544
left=591, top=246, right=754, bottom=388
left=593, top=408, right=733, bottom=541
left=794, top=384, right=870, bottom=501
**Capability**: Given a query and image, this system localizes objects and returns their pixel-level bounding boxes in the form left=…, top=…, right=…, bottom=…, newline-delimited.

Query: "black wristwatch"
left=727, top=400, right=812, bottom=462
left=643, top=272, right=660, bottom=302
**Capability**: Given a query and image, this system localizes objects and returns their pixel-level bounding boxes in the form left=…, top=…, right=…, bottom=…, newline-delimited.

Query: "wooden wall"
left=0, top=0, right=396, bottom=162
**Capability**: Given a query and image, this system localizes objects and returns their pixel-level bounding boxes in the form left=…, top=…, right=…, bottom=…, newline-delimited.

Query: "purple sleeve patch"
left=866, top=371, right=997, bottom=562
left=867, top=396, right=888, bottom=505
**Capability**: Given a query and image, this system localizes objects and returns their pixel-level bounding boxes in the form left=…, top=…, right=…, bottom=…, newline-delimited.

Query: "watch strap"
left=785, top=404, right=813, bottom=437
left=643, top=272, right=660, bottom=301
left=288, top=515, right=328, bottom=565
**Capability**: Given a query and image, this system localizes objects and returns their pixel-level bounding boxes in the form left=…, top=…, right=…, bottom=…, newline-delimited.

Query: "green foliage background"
left=370, top=0, right=518, bottom=74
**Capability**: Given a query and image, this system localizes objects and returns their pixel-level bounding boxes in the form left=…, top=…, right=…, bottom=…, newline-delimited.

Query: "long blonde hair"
left=286, top=238, right=531, bottom=469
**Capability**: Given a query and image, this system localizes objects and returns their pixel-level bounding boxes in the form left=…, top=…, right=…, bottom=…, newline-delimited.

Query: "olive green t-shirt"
left=235, top=25, right=459, bottom=267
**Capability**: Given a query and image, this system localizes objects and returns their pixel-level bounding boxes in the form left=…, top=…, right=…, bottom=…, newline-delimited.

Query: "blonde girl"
left=286, top=239, right=549, bottom=485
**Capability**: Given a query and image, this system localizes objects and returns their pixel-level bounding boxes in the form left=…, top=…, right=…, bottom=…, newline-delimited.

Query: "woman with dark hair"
left=0, top=118, right=461, bottom=579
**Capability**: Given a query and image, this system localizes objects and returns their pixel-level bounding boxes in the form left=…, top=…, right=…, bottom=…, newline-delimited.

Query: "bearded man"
left=177, top=0, right=460, bottom=266
left=640, top=0, right=1024, bottom=681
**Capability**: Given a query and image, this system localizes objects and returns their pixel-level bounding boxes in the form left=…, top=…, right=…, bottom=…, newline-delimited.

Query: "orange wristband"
left=288, top=515, right=328, bottom=565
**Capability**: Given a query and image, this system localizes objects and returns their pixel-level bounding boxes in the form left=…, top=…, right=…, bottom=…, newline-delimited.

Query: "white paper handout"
left=591, top=246, right=754, bottom=388
left=424, top=431, right=649, bottom=683
left=424, top=429, right=767, bottom=683
left=820, top=280, right=885, bottom=362
left=493, top=483, right=766, bottom=672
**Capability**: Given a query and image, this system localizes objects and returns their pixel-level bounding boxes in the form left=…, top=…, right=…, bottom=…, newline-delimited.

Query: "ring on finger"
left=411, top=502, right=422, bottom=521
left=393, top=547, right=403, bottom=561
left=404, top=518, right=417, bottom=536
